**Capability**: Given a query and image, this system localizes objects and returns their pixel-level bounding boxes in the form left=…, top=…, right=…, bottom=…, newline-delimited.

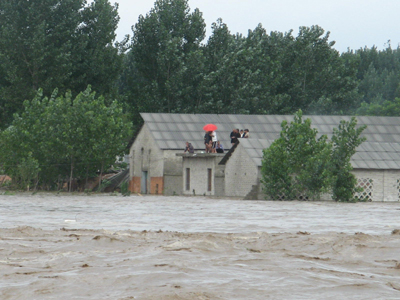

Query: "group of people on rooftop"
left=230, top=128, right=250, bottom=145
left=184, top=127, right=250, bottom=154
left=203, top=131, right=224, bottom=153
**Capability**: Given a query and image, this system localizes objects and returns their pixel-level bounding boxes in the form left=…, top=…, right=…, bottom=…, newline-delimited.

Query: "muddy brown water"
left=1, top=193, right=400, bottom=299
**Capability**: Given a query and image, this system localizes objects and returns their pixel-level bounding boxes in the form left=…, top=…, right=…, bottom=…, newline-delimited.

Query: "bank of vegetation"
left=0, top=0, right=399, bottom=192
left=262, top=110, right=366, bottom=202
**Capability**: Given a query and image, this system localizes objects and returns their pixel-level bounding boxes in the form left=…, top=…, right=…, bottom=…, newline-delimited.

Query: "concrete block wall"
left=258, top=169, right=400, bottom=202
left=381, top=170, right=400, bottom=201
left=182, top=155, right=223, bottom=196
left=163, top=150, right=184, bottom=195
left=164, top=175, right=183, bottom=196
left=164, top=150, right=184, bottom=176
left=224, top=144, right=259, bottom=197
left=129, top=124, right=165, bottom=193
left=214, top=164, right=225, bottom=197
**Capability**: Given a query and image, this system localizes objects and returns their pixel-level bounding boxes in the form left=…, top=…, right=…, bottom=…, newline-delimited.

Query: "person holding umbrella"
left=204, top=131, right=213, bottom=153
left=203, top=124, right=218, bottom=153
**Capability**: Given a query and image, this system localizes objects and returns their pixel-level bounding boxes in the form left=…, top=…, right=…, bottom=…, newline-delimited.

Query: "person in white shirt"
left=211, top=131, right=218, bottom=153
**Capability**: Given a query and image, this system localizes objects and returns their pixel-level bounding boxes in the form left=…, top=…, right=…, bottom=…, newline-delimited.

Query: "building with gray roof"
left=221, top=139, right=400, bottom=201
left=129, top=113, right=400, bottom=201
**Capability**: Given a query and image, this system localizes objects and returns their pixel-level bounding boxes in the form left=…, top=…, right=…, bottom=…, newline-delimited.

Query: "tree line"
left=1, top=0, right=400, bottom=190
left=1, top=0, right=400, bottom=128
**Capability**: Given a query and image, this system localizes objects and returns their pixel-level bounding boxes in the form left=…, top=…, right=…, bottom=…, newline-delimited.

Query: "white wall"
left=182, top=156, right=220, bottom=196
left=163, top=150, right=184, bottom=195
left=353, top=169, right=400, bottom=202
left=224, top=145, right=259, bottom=197
left=129, top=124, right=164, bottom=178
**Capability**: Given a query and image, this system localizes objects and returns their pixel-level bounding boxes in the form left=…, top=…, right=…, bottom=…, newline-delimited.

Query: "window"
left=397, top=179, right=400, bottom=201
left=207, top=168, right=212, bottom=192
left=185, top=168, right=190, bottom=191
left=355, top=178, right=373, bottom=201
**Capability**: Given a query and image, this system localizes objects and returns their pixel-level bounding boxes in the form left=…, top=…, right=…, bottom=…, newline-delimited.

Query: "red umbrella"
left=203, top=124, right=217, bottom=131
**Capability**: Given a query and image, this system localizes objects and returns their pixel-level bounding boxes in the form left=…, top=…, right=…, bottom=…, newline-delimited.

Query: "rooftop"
left=141, top=113, right=400, bottom=151
left=232, top=138, right=400, bottom=170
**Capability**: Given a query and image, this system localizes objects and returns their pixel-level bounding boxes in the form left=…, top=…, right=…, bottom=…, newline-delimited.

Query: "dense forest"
left=1, top=0, right=400, bottom=129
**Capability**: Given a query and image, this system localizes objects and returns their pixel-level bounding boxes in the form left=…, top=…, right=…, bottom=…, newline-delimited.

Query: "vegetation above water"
left=0, top=0, right=398, bottom=191
left=0, top=0, right=400, bottom=129
left=0, top=87, right=132, bottom=191
left=262, top=110, right=367, bottom=202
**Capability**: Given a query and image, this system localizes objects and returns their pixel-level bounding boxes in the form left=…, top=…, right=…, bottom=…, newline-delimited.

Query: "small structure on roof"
left=128, top=113, right=400, bottom=201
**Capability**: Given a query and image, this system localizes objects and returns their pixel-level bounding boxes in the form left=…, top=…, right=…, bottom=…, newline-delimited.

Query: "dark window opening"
left=186, top=168, right=190, bottom=191
left=207, top=168, right=212, bottom=192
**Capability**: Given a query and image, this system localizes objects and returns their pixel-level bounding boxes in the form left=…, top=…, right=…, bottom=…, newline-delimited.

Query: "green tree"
left=201, top=21, right=242, bottom=113
left=0, top=86, right=132, bottom=191
left=71, top=0, right=124, bottom=97
left=16, top=154, right=40, bottom=191
left=0, top=0, right=123, bottom=128
left=357, top=97, right=400, bottom=116
left=205, top=24, right=283, bottom=114
left=262, top=110, right=332, bottom=200
left=128, top=0, right=206, bottom=114
left=261, top=110, right=366, bottom=201
left=280, top=26, right=360, bottom=114
left=350, top=44, right=400, bottom=116
left=330, top=118, right=367, bottom=202
left=201, top=24, right=360, bottom=115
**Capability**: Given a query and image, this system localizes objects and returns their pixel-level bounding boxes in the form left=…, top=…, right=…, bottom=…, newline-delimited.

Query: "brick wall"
left=129, top=176, right=141, bottom=193
left=150, top=177, right=164, bottom=195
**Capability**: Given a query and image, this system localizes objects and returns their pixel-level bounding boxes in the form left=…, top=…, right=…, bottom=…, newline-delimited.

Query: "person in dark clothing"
left=184, top=142, right=194, bottom=153
left=204, top=131, right=213, bottom=153
left=230, top=129, right=240, bottom=145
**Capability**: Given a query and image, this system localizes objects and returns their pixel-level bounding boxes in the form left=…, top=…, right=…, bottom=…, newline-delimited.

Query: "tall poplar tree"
left=0, top=0, right=122, bottom=128
left=129, top=0, right=206, bottom=114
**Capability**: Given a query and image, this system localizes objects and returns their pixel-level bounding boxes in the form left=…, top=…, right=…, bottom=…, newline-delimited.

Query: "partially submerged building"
left=129, top=113, right=400, bottom=201
left=220, top=138, right=400, bottom=201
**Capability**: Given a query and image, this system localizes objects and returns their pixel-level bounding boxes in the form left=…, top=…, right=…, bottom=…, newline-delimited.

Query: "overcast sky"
left=112, top=0, right=400, bottom=53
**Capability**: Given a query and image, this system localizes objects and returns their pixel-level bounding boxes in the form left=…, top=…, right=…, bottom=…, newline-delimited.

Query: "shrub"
left=262, top=110, right=366, bottom=202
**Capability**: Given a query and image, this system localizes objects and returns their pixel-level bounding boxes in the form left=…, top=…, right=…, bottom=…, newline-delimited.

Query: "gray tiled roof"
left=140, top=113, right=400, bottom=153
left=237, top=138, right=400, bottom=170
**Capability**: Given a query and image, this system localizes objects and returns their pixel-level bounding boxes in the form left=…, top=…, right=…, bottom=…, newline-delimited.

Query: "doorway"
left=141, top=171, right=148, bottom=194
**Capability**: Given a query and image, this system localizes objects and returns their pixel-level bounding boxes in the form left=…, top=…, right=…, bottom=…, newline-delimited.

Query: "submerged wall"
left=129, top=124, right=165, bottom=194
left=224, top=144, right=259, bottom=197
left=180, top=154, right=225, bottom=197
left=352, top=169, right=400, bottom=202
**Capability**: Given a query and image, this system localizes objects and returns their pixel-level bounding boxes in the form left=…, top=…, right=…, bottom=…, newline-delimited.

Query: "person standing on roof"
left=204, top=131, right=213, bottom=153
left=211, top=131, right=218, bottom=153
left=230, top=128, right=240, bottom=146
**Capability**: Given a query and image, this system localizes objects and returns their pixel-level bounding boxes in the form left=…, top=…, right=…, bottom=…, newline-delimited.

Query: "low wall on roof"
left=178, top=153, right=225, bottom=197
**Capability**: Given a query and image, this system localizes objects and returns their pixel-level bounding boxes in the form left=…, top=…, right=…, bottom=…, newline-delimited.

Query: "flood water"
left=1, top=193, right=400, bottom=299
